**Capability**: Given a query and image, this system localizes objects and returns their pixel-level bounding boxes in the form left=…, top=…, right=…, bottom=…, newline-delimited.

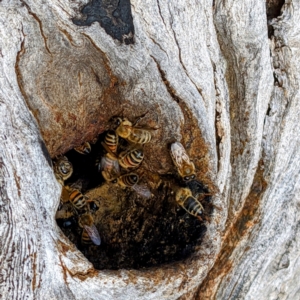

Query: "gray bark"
left=0, top=0, right=299, bottom=299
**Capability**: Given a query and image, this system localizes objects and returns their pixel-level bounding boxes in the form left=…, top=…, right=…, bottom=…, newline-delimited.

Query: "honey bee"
left=53, top=156, right=73, bottom=181
left=104, top=130, right=119, bottom=153
left=170, top=142, right=196, bottom=181
left=115, top=117, right=152, bottom=144
left=74, top=142, right=91, bottom=155
left=117, top=173, right=139, bottom=187
left=90, top=136, right=98, bottom=144
left=175, top=187, right=204, bottom=218
left=54, top=172, right=64, bottom=186
left=78, top=213, right=101, bottom=246
left=64, top=185, right=88, bottom=211
left=186, top=180, right=209, bottom=198
left=118, top=148, right=144, bottom=169
left=56, top=207, right=77, bottom=228
left=132, top=184, right=152, bottom=199
left=118, top=173, right=151, bottom=199
left=100, top=153, right=120, bottom=182
left=55, top=203, right=75, bottom=220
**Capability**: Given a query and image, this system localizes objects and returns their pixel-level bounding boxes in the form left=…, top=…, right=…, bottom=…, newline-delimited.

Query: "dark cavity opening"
left=266, top=0, right=285, bottom=37
left=55, top=132, right=212, bottom=270
left=72, top=0, right=135, bottom=45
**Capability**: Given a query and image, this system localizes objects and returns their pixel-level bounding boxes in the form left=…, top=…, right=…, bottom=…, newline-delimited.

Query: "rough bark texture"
left=0, top=0, right=299, bottom=299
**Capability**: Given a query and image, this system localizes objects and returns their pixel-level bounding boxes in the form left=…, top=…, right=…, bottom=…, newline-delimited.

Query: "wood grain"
left=0, top=0, right=299, bottom=299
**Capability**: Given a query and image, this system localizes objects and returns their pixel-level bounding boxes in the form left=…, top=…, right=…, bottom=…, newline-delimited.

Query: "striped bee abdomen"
left=78, top=214, right=101, bottom=246
left=81, top=229, right=93, bottom=245
left=119, top=149, right=144, bottom=169
left=104, top=131, right=119, bottom=153
left=69, top=190, right=87, bottom=210
left=175, top=187, right=204, bottom=219
left=182, top=196, right=203, bottom=217
left=129, top=128, right=151, bottom=144
left=118, top=173, right=139, bottom=187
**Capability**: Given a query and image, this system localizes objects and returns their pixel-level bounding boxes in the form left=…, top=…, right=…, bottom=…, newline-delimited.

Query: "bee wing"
left=74, top=142, right=91, bottom=154
left=132, top=184, right=152, bottom=199
left=170, top=142, right=191, bottom=167
left=132, top=126, right=158, bottom=131
left=84, top=224, right=101, bottom=245
left=101, top=141, right=118, bottom=157
left=96, top=160, right=101, bottom=172
left=101, top=156, right=120, bottom=174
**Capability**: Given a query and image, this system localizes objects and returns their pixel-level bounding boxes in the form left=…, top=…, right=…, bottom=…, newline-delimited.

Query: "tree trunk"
left=0, top=0, right=299, bottom=299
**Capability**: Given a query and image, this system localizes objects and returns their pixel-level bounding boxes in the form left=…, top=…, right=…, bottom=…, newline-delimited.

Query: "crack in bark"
left=14, top=28, right=45, bottom=137
left=168, top=12, right=206, bottom=103
left=148, top=36, right=168, bottom=58
left=90, top=67, right=102, bottom=86
left=13, top=170, right=21, bottom=198
left=212, top=63, right=221, bottom=173
left=67, top=267, right=98, bottom=281
left=214, top=109, right=221, bottom=173
left=58, top=255, right=70, bottom=288
left=150, top=55, right=182, bottom=104
left=150, top=55, right=213, bottom=189
left=15, top=29, right=29, bottom=111
left=21, top=0, right=52, bottom=55
left=56, top=1, right=72, bottom=18
left=196, top=159, right=267, bottom=299
left=81, top=33, right=114, bottom=78
left=58, top=27, right=75, bottom=46
left=31, top=252, right=37, bottom=291
left=57, top=245, right=97, bottom=284
left=156, top=0, right=167, bottom=28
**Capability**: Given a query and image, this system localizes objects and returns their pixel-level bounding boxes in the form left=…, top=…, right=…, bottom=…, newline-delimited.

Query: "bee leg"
left=196, top=215, right=203, bottom=222
left=72, top=206, right=80, bottom=217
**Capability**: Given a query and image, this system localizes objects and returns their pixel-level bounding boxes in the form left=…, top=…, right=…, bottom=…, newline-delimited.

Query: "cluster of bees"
left=53, top=115, right=207, bottom=248
left=53, top=155, right=101, bottom=246
left=170, top=142, right=205, bottom=219
left=96, top=117, right=152, bottom=199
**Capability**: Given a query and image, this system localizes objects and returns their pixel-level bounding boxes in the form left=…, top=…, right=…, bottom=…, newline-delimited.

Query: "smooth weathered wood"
left=0, top=0, right=299, bottom=299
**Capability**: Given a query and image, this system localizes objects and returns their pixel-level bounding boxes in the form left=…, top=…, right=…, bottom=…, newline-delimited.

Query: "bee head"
left=107, top=129, right=116, bottom=135
left=183, top=173, right=196, bottom=182
left=183, top=176, right=190, bottom=181
left=60, top=162, right=72, bottom=174
left=116, top=117, right=122, bottom=126
left=115, top=118, right=131, bottom=138
left=62, top=218, right=76, bottom=228
left=134, top=149, right=143, bottom=158
left=110, top=116, right=123, bottom=130
left=121, top=118, right=132, bottom=126
left=90, top=201, right=99, bottom=211
left=131, top=174, right=138, bottom=183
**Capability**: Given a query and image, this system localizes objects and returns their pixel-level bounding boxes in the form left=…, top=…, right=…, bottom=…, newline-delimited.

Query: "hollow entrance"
left=266, top=0, right=285, bottom=37
left=55, top=132, right=212, bottom=270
